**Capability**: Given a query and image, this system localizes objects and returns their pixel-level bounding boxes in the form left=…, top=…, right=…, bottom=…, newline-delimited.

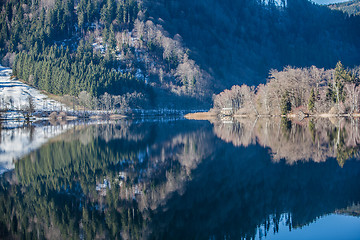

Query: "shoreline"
left=184, top=111, right=218, bottom=120
left=184, top=111, right=360, bottom=120
left=3, top=110, right=360, bottom=123
left=0, top=108, right=202, bottom=123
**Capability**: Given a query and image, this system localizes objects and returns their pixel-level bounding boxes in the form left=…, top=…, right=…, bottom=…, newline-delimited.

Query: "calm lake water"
left=0, top=117, right=360, bottom=239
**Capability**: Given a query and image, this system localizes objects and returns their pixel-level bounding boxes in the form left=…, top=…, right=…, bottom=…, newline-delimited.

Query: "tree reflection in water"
left=0, top=119, right=359, bottom=239
left=213, top=117, right=360, bottom=166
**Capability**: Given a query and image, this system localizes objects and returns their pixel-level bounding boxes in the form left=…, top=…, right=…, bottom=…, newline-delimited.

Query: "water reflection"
left=0, top=119, right=359, bottom=239
left=212, top=117, right=360, bottom=166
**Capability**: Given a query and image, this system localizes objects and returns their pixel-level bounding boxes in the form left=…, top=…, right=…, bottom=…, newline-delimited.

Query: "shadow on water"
left=0, top=118, right=359, bottom=239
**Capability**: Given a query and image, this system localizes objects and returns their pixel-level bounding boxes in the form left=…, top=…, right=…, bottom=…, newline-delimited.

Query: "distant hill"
left=144, top=0, right=360, bottom=89
left=1, top=0, right=360, bottom=108
left=328, top=0, right=360, bottom=15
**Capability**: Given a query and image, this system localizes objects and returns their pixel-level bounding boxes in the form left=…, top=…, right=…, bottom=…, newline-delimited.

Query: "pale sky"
left=312, top=0, right=350, bottom=4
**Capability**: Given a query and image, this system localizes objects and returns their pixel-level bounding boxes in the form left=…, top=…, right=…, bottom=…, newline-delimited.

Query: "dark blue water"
left=0, top=118, right=359, bottom=239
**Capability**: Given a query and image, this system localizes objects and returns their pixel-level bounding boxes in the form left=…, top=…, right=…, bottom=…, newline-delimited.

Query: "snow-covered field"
left=0, top=65, right=68, bottom=118
left=0, top=65, right=74, bottom=174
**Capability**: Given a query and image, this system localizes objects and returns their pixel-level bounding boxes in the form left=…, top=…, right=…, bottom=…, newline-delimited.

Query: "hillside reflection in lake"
left=213, top=117, right=360, bottom=166
left=0, top=118, right=360, bottom=239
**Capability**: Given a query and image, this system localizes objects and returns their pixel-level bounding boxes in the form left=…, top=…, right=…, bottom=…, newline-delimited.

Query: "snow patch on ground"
left=0, top=65, right=68, bottom=115
left=0, top=65, right=75, bottom=174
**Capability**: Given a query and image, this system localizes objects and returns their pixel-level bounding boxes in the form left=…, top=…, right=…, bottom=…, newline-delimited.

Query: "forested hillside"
left=212, top=62, right=360, bottom=116
left=328, top=0, right=360, bottom=15
left=144, top=0, right=360, bottom=88
left=1, top=0, right=360, bottom=108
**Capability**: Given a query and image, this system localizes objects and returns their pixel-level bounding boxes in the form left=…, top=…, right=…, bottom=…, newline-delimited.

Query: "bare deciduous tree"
left=79, top=91, right=92, bottom=110
left=100, top=92, right=112, bottom=111
left=213, top=65, right=360, bottom=116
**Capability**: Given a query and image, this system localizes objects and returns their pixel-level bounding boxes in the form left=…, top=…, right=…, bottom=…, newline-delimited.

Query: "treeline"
left=213, top=62, right=360, bottom=115
left=78, top=0, right=139, bottom=30
left=76, top=90, right=148, bottom=111
left=0, top=0, right=154, bottom=106
left=13, top=41, right=151, bottom=98
left=0, top=0, right=209, bottom=106
left=0, top=0, right=139, bottom=54
left=0, top=0, right=76, bottom=53
left=2, top=0, right=360, bottom=108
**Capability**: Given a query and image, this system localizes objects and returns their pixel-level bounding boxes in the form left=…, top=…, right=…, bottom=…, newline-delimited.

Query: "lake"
left=0, top=117, right=360, bottom=239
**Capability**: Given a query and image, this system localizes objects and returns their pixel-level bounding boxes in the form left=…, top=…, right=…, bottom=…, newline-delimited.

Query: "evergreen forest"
left=1, top=0, right=360, bottom=108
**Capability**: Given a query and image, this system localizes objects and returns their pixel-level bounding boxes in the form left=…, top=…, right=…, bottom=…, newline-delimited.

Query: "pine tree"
left=281, top=91, right=291, bottom=116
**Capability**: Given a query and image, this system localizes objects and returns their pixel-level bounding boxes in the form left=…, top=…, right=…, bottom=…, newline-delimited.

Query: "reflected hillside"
left=212, top=117, right=360, bottom=166
left=149, top=145, right=360, bottom=239
left=0, top=120, right=215, bottom=239
left=0, top=122, right=80, bottom=173
left=0, top=120, right=360, bottom=239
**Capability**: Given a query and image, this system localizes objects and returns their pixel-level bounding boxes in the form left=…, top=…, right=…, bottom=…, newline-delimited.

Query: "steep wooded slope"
left=328, top=0, right=360, bottom=15
left=144, top=0, right=360, bottom=90
left=0, top=0, right=360, bottom=108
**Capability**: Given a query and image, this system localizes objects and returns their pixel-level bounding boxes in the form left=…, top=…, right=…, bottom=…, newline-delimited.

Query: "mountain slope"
left=328, top=0, right=360, bottom=15
left=1, top=0, right=360, bottom=108
left=144, top=0, right=360, bottom=89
